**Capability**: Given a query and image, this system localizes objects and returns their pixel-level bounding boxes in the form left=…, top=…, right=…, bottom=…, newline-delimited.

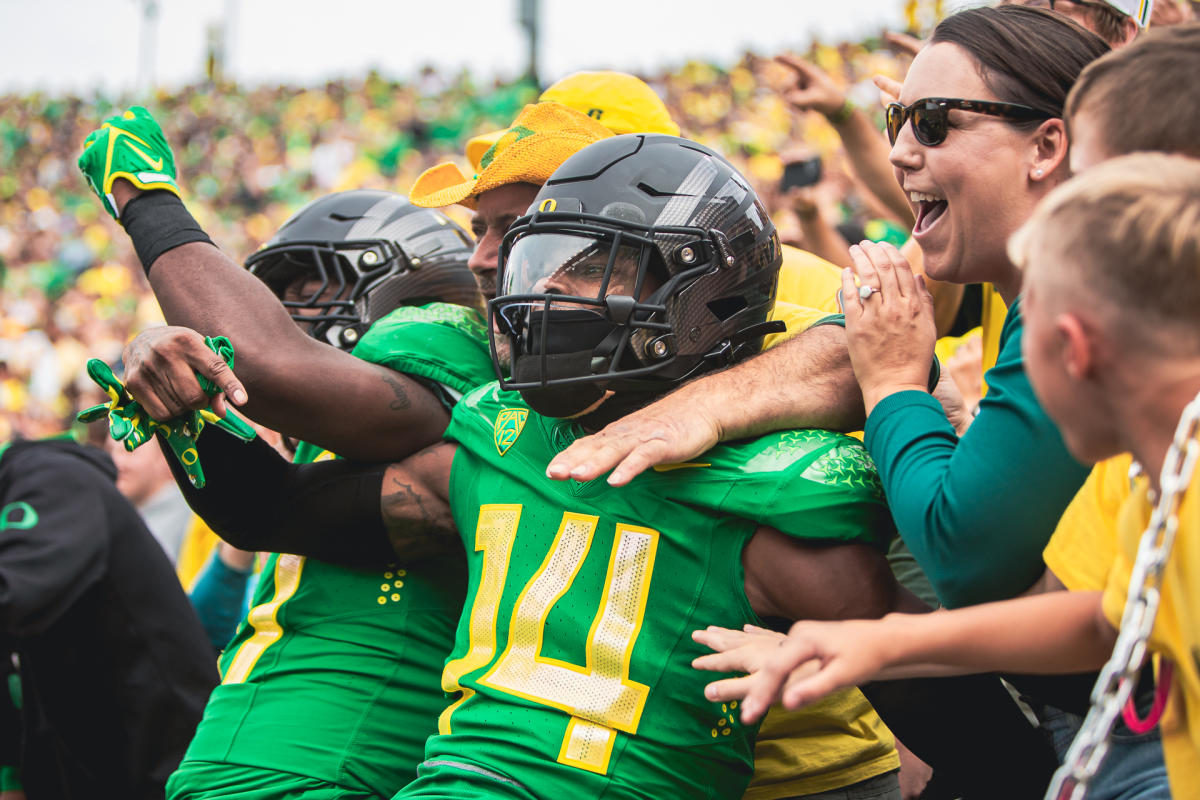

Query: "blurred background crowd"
left=0, top=32, right=919, bottom=441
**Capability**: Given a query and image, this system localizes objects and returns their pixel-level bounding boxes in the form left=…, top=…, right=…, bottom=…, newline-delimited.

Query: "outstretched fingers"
left=873, top=74, right=903, bottom=105
left=546, top=429, right=669, bottom=485
left=546, top=401, right=719, bottom=486
left=692, top=625, right=824, bottom=724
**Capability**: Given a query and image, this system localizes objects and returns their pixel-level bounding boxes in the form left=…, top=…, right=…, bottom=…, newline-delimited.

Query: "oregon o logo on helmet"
left=539, top=198, right=557, bottom=213
left=0, top=502, right=38, bottom=531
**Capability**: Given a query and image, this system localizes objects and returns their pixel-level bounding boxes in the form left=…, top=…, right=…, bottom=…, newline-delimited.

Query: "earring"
left=1033, top=168, right=1044, bottom=178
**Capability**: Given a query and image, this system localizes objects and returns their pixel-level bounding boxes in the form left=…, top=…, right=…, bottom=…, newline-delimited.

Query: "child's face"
left=1021, top=252, right=1115, bottom=465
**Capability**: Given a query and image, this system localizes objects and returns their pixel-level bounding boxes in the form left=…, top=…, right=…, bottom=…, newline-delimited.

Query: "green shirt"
left=406, top=384, right=892, bottom=799
left=177, top=303, right=496, bottom=796
left=863, top=297, right=1089, bottom=608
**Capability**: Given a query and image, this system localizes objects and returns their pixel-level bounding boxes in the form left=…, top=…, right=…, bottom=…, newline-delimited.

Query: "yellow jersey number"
left=439, top=504, right=660, bottom=774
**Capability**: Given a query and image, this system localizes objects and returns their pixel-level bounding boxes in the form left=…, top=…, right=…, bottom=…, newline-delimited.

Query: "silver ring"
left=858, top=285, right=880, bottom=300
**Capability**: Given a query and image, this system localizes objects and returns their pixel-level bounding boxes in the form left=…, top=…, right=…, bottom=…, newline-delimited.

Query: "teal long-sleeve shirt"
left=863, top=297, right=1090, bottom=608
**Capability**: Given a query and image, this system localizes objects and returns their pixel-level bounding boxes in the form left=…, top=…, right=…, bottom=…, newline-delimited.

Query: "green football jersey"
left=403, top=384, right=893, bottom=800
left=175, top=303, right=496, bottom=797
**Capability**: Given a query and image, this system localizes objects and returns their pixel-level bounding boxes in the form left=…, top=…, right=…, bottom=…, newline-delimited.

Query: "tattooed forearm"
left=382, top=373, right=413, bottom=411
left=380, top=473, right=460, bottom=560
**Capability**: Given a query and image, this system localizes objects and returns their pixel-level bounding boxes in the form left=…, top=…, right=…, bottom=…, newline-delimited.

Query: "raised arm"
left=114, top=182, right=450, bottom=460
left=77, top=107, right=450, bottom=460
left=774, top=54, right=915, bottom=229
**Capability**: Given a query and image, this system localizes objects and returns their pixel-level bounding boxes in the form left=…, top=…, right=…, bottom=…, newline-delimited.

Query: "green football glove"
left=77, top=105, right=181, bottom=220
left=77, top=336, right=256, bottom=488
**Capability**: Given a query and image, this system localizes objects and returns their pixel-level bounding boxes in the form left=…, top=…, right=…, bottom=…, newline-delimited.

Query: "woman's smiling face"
left=891, top=42, right=1052, bottom=287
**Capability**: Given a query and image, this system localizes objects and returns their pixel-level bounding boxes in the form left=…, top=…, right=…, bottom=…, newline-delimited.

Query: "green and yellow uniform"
left=169, top=303, right=496, bottom=800
left=400, top=384, right=893, bottom=799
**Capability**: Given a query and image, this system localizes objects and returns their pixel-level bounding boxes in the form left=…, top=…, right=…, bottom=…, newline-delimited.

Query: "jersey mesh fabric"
left=173, top=305, right=495, bottom=797
left=402, top=383, right=892, bottom=799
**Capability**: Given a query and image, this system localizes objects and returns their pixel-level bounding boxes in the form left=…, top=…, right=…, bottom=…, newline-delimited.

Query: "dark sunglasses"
left=1021, top=0, right=1117, bottom=14
left=885, top=97, right=1053, bottom=147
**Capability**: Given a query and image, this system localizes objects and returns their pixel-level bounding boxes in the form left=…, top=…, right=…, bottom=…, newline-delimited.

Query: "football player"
left=89, top=100, right=1052, bottom=799
left=157, top=189, right=495, bottom=800
left=165, top=133, right=908, bottom=799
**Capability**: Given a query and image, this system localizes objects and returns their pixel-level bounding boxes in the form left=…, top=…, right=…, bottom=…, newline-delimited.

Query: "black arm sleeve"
left=163, top=429, right=396, bottom=569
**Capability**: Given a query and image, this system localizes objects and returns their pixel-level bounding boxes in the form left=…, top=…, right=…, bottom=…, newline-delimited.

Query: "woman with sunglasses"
left=840, top=6, right=1171, bottom=798
left=853, top=3, right=1104, bottom=609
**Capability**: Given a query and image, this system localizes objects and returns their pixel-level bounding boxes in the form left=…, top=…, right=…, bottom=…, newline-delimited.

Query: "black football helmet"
left=245, top=190, right=481, bottom=350
left=491, top=134, right=783, bottom=420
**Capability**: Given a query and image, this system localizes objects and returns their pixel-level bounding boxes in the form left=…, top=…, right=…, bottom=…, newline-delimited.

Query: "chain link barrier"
left=1045, top=390, right=1200, bottom=799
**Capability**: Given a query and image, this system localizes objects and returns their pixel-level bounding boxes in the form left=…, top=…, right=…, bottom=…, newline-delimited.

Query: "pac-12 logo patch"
left=494, top=409, right=529, bottom=456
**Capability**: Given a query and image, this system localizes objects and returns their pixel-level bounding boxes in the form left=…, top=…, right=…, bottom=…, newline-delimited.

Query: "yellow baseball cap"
left=409, top=102, right=614, bottom=211
left=464, top=71, right=680, bottom=171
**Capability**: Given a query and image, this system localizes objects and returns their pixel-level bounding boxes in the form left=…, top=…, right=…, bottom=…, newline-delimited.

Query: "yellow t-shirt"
left=934, top=327, right=981, bottom=378
left=777, top=244, right=843, bottom=315
left=979, top=283, right=1007, bottom=393
left=746, top=696, right=899, bottom=799
left=176, top=515, right=222, bottom=591
left=750, top=243, right=900, bottom=796
left=764, top=245, right=844, bottom=350
left=1044, top=454, right=1134, bottom=592
left=1101, top=477, right=1200, bottom=797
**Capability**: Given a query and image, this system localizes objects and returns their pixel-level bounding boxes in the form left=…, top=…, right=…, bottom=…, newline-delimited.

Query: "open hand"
left=882, top=31, right=924, bottom=58
left=693, top=619, right=890, bottom=724
left=545, top=386, right=722, bottom=486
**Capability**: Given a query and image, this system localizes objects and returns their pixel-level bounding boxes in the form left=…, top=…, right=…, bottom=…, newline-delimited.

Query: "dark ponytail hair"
left=931, top=5, right=1109, bottom=127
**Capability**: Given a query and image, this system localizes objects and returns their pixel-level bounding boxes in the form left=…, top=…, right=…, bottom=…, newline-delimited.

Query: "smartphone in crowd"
left=779, top=156, right=823, bottom=191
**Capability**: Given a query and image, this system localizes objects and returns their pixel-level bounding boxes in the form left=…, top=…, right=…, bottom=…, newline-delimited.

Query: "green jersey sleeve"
left=702, top=430, right=893, bottom=549
left=351, top=302, right=496, bottom=403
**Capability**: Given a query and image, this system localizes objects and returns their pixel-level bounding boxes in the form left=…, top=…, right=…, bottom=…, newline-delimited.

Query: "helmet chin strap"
left=694, top=319, right=786, bottom=372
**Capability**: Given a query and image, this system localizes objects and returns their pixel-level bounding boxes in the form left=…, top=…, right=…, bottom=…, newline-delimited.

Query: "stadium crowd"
left=0, top=31, right=925, bottom=443
left=3, top=0, right=1200, bottom=798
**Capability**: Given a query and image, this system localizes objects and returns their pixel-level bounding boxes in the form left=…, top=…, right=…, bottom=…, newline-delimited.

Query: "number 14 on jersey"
left=439, top=503, right=660, bottom=774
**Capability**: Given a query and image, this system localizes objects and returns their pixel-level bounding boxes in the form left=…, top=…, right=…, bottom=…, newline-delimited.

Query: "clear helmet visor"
left=500, top=233, right=650, bottom=303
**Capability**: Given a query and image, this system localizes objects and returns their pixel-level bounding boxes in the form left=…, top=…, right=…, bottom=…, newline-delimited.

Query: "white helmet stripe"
left=652, top=157, right=719, bottom=228
left=346, top=195, right=409, bottom=239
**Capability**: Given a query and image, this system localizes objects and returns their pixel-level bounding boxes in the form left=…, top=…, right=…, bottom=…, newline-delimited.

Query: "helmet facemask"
left=244, top=190, right=481, bottom=352
left=246, top=238, right=407, bottom=350
left=490, top=211, right=721, bottom=420
left=489, top=134, right=784, bottom=422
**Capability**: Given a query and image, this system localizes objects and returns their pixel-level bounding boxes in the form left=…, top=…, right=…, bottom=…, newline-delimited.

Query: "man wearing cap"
left=456, top=71, right=851, bottom=356
left=408, top=75, right=906, bottom=800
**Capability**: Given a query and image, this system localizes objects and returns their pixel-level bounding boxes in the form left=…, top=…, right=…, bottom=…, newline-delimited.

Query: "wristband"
left=120, top=190, right=214, bottom=276
left=826, top=99, right=855, bottom=125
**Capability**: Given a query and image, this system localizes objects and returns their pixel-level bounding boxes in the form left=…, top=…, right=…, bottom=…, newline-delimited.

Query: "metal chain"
left=1045, top=388, right=1200, bottom=800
